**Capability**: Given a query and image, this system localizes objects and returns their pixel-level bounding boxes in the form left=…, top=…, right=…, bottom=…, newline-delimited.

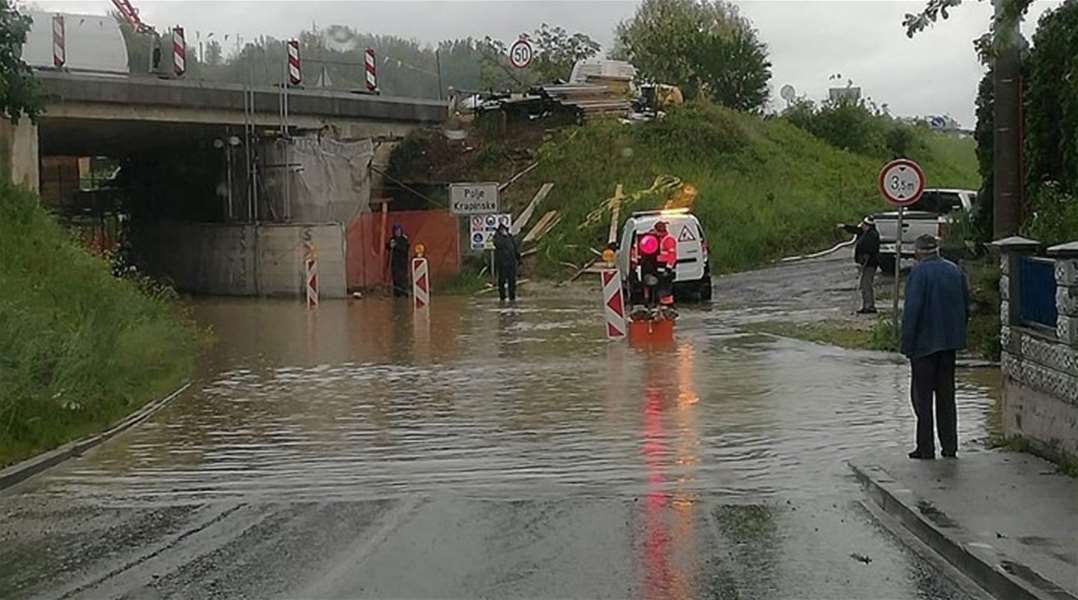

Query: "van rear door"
left=671, top=218, right=705, bottom=282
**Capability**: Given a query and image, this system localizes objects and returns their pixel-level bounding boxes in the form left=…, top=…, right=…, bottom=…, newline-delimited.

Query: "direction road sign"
left=450, top=182, right=499, bottom=215
left=509, top=38, right=533, bottom=69
left=878, top=159, right=926, bottom=207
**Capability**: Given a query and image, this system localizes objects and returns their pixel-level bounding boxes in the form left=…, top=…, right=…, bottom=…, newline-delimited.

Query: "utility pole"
left=992, top=0, right=1022, bottom=238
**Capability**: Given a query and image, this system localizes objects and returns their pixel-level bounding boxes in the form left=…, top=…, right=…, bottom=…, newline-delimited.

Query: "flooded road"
left=1, top=258, right=998, bottom=599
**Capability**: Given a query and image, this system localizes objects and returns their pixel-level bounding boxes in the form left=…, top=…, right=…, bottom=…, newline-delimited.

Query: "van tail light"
left=937, top=221, right=947, bottom=239
left=702, top=240, right=709, bottom=255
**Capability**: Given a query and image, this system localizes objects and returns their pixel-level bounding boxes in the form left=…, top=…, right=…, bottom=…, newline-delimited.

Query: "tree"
left=902, top=0, right=1032, bottom=237
left=204, top=40, right=223, bottom=67
left=615, top=0, right=771, bottom=111
left=529, top=24, right=600, bottom=83
left=1, top=0, right=42, bottom=123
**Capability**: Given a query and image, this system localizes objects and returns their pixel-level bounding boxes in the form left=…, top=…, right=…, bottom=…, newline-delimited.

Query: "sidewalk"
left=850, top=448, right=1077, bottom=600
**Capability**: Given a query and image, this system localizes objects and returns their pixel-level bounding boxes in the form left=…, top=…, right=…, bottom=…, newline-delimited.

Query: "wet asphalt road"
left=0, top=256, right=997, bottom=599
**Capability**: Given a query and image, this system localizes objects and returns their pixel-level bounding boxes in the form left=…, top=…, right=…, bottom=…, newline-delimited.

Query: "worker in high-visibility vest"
left=653, top=221, right=677, bottom=307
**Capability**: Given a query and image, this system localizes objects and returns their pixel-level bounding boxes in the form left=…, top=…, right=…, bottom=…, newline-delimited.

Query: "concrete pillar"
left=1047, top=242, right=1078, bottom=346
left=0, top=117, right=40, bottom=193
left=992, top=236, right=1043, bottom=328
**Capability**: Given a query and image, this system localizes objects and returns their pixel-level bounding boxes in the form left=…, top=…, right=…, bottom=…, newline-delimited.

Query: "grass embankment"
left=500, top=103, right=979, bottom=276
left=0, top=181, right=202, bottom=467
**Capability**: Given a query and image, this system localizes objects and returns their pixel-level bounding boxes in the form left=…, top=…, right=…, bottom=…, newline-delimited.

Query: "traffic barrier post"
left=601, top=269, right=626, bottom=340
left=305, top=241, right=318, bottom=309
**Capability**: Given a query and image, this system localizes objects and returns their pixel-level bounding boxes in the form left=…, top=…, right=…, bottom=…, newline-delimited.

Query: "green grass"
left=745, top=318, right=897, bottom=352
left=497, top=102, right=980, bottom=277
left=0, top=181, right=202, bottom=467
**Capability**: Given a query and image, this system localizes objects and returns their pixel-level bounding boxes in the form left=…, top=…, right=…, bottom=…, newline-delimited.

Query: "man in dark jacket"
left=386, top=224, right=410, bottom=297
left=900, top=235, right=970, bottom=460
left=493, top=224, right=520, bottom=302
left=853, top=217, right=881, bottom=313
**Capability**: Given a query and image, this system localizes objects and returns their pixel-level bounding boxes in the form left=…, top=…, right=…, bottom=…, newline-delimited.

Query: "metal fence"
left=1018, top=256, right=1059, bottom=329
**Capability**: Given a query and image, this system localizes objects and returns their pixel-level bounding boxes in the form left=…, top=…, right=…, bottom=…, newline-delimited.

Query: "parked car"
left=615, top=209, right=712, bottom=303
left=872, top=188, right=976, bottom=273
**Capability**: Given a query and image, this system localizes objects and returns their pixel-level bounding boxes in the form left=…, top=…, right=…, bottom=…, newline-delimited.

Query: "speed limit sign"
left=878, top=159, right=926, bottom=207
left=509, top=37, right=533, bottom=69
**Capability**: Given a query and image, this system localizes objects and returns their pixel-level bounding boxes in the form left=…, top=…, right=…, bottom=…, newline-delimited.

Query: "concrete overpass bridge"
left=1, top=71, right=448, bottom=299
left=2, top=70, right=447, bottom=191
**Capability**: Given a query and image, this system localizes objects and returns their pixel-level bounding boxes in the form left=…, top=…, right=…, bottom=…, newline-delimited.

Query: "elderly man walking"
left=900, top=235, right=970, bottom=460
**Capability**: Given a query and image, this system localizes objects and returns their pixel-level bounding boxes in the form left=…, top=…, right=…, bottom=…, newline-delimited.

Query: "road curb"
left=0, top=382, right=191, bottom=493
left=850, top=460, right=1076, bottom=600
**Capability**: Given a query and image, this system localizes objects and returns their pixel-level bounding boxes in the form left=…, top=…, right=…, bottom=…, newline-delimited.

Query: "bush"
left=0, top=181, right=202, bottom=466
left=782, top=97, right=927, bottom=161
left=1022, top=181, right=1078, bottom=245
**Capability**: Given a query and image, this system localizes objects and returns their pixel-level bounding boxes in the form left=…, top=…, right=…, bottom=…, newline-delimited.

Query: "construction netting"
left=261, top=136, right=374, bottom=225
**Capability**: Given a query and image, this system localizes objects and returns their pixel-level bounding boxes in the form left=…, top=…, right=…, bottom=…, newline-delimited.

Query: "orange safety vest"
left=657, top=233, right=677, bottom=268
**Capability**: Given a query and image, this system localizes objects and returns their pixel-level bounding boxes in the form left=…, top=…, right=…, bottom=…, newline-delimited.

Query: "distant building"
left=828, top=87, right=862, bottom=103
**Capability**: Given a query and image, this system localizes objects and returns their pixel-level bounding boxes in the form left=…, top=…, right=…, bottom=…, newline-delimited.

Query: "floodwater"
left=28, top=288, right=998, bottom=504
left=2, top=273, right=1000, bottom=599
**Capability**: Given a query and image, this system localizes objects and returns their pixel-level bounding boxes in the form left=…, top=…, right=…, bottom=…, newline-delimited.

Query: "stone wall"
left=147, top=222, right=347, bottom=298
left=996, top=238, right=1078, bottom=460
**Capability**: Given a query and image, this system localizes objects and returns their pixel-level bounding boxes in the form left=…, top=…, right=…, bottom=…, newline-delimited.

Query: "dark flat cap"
left=914, top=234, right=939, bottom=251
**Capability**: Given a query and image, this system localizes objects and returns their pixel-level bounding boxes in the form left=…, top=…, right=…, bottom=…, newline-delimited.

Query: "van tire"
left=699, top=273, right=713, bottom=302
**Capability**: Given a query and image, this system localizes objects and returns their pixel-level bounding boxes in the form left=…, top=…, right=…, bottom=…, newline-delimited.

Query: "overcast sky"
left=27, top=0, right=1064, bottom=127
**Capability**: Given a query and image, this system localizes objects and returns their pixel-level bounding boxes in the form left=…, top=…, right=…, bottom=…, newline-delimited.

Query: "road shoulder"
left=850, top=449, right=1077, bottom=600
left=0, top=382, right=190, bottom=493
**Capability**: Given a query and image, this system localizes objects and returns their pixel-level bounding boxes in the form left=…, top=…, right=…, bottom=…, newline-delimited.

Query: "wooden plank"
left=512, top=183, right=553, bottom=235
left=499, top=162, right=539, bottom=192
left=523, top=210, right=558, bottom=244
left=607, top=184, right=623, bottom=245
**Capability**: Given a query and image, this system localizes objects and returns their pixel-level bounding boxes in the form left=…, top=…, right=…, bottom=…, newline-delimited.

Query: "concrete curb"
left=0, top=382, right=191, bottom=492
left=850, top=461, right=1077, bottom=600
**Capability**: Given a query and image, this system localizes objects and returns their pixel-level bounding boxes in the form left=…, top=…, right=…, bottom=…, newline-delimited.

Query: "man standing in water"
left=493, top=223, right=520, bottom=302
left=386, top=224, right=410, bottom=298
left=900, top=235, right=970, bottom=460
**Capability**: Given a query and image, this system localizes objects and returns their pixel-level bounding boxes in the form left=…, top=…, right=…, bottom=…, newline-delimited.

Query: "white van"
left=615, top=209, right=712, bottom=302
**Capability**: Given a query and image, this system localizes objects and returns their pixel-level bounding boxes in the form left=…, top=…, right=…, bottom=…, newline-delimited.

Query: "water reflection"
left=19, top=294, right=1000, bottom=506
left=640, top=341, right=700, bottom=600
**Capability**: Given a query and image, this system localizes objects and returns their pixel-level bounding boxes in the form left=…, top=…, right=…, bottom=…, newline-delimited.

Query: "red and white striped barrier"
left=172, top=27, right=186, bottom=77
left=364, top=48, right=377, bottom=91
left=412, top=257, right=430, bottom=310
left=305, top=241, right=318, bottom=309
left=601, top=269, right=626, bottom=339
left=287, top=39, right=301, bottom=86
left=52, top=15, right=65, bottom=68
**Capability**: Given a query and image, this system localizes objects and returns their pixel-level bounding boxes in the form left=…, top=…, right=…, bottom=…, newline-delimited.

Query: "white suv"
left=615, top=209, right=712, bottom=302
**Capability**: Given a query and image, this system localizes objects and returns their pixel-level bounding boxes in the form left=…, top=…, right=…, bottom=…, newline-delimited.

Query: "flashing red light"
left=638, top=234, right=660, bottom=256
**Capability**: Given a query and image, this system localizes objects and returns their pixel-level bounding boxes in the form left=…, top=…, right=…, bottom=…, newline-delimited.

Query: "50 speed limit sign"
left=509, top=37, right=533, bottom=69
left=878, top=158, right=926, bottom=207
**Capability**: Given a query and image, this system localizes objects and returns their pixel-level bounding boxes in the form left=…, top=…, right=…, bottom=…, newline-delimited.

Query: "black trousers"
left=391, top=265, right=409, bottom=297
left=497, top=264, right=517, bottom=301
left=910, top=350, right=958, bottom=456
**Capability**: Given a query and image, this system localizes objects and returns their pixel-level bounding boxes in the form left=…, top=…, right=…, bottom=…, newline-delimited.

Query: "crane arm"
left=111, top=0, right=153, bottom=33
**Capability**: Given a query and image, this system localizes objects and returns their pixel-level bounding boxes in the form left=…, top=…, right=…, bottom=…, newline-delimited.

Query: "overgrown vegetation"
left=513, top=102, right=977, bottom=276
left=1020, top=1, right=1078, bottom=245
left=0, top=181, right=202, bottom=466
left=0, top=0, right=42, bottom=123
left=614, top=0, right=771, bottom=111
left=783, top=96, right=927, bottom=160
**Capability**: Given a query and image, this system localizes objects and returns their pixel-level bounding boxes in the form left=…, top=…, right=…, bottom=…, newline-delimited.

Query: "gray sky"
left=28, top=0, right=1064, bottom=127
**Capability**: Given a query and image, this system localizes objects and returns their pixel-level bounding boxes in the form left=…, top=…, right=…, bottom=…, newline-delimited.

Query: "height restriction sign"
left=878, top=158, right=926, bottom=207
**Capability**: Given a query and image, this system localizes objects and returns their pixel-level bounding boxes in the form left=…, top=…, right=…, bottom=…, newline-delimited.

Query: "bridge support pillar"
left=0, top=117, right=39, bottom=193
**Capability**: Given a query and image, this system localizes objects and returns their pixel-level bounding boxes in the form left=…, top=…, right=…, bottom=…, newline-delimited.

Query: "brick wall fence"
left=994, top=237, right=1078, bottom=462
